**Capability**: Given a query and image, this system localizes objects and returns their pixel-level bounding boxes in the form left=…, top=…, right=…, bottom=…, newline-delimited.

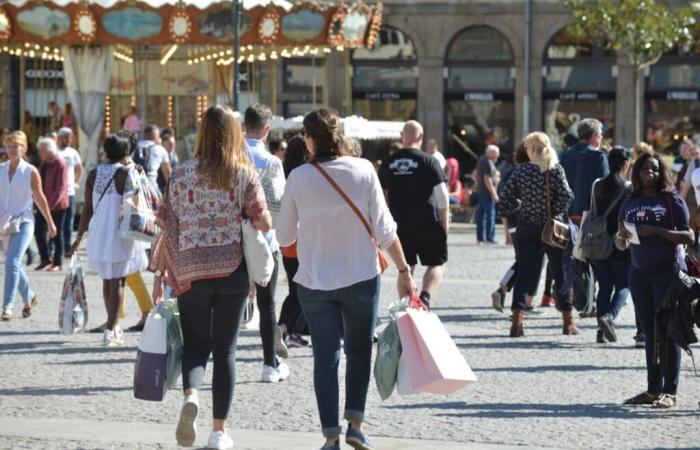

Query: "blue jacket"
left=559, top=143, right=609, bottom=218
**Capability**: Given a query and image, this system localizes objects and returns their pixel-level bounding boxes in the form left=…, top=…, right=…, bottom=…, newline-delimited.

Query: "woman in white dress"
left=1, top=131, right=57, bottom=320
left=68, top=134, right=147, bottom=346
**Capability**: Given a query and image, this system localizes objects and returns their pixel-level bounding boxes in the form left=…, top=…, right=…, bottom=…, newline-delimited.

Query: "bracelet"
left=398, top=265, right=410, bottom=274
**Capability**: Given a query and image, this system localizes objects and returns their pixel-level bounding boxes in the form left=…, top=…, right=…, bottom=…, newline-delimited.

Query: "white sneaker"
left=176, top=395, right=199, bottom=447
left=261, top=357, right=289, bottom=383
left=244, top=308, right=259, bottom=330
left=102, top=329, right=123, bottom=347
left=206, top=430, right=233, bottom=450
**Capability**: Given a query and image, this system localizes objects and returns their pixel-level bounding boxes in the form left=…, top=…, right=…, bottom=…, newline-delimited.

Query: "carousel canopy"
left=0, top=1, right=383, bottom=51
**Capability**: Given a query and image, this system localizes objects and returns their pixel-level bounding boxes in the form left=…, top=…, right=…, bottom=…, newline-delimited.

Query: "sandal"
left=1, top=309, right=12, bottom=321
left=22, top=297, right=39, bottom=318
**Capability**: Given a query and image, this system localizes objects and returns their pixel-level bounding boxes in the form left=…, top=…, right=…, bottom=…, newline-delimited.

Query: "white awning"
left=270, top=115, right=403, bottom=141
left=5, top=0, right=293, bottom=9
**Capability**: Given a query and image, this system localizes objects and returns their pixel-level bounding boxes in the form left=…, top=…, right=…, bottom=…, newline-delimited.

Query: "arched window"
left=445, top=26, right=515, bottom=171
left=351, top=26, right=417, bottom=121
left=543, top=26, right=616, bottom=150
left=646, top=34, right=700, bottom=151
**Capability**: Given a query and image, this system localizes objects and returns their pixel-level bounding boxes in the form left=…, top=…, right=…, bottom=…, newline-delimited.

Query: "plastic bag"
left=157, top=300, right=183, bottom=390
left=119, top=169, right=161, bottom=243
left=58, top=256, right=88, bottom=335
left=374, top=319, right=402, bottom=400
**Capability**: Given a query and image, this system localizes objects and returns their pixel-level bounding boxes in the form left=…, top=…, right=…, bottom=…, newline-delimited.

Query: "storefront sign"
left=543, top=91, right=615, bottom=101
left=353, top=91, right=417, bottom=100
left=25, top=68, right=63, bottom=79
left=444, top=92, right=514, bottom=101
left=666, top=91, right=699, bottom=101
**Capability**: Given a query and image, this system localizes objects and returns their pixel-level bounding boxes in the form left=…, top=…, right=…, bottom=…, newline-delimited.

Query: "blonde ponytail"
left=524, top=132, right=558, bottom=173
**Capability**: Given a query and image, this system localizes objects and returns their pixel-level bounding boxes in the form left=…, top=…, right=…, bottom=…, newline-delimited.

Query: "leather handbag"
left=541, top=171, right=570, bottom=249
left=238, top=170, right=274, bottom=287
left=312, top=163, right=389, bottom=273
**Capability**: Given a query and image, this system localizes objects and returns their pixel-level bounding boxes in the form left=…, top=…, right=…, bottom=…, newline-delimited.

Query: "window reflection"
left=544, top=99, right=614, bottom=151
left=353, top=99, right=416, bottom=121
left=447, top=26, right=514, bottom=61
left=544, top=66, right=615, bottom=91
left=447, top=67, right=513, bottom=91
left=646, top=100, right=700, bottom=152
left=353, top=66, right=416, bottom=90
left=649, top=65, right=700, bottom=89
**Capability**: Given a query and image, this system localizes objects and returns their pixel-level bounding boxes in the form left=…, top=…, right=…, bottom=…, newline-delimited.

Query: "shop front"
left=645, top=40, right=700, bottom=152
left=351, top=26, right=417, bottom=122
left=543, top=26, right=616, bottom=151
left=444, top=26, right=515, bottom=171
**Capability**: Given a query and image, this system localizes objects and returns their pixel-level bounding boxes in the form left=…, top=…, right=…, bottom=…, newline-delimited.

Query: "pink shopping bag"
left=396, top=309, right=477, bottom=395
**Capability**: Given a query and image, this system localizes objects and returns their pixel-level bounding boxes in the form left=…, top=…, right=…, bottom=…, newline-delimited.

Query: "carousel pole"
left=232, top=0, right=242, bottom=111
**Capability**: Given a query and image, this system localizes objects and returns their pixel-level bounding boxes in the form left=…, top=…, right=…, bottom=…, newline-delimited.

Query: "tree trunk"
left=630, top=69, right=643, bottom=147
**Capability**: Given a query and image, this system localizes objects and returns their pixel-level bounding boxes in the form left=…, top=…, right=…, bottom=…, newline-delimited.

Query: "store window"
left=645, top=39, right=700, bottom=152
left=351, top=26, right=417, bottom=121
left=543, top=26, right=616, bottom=150
left=283, top=57, right=326, bottom=117
left=445, top=26, right=515, bottom=171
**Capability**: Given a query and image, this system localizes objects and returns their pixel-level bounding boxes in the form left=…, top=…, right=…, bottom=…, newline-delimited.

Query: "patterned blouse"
left=499, top=162, right=574, bottom=226
left=150, top=159, right=268, bottom=295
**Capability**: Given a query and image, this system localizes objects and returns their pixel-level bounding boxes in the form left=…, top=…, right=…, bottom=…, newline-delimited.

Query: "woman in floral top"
left=499, top=132, right=575, bottom=338
left=150, top=105, right=271, bottom=450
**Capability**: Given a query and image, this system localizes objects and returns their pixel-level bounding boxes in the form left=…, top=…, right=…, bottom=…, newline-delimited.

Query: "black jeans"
left=255, top=251, right=279, bottom=366
left=177, top=264, right=249, bottom=419
left=511, top=222, right=572, bottom=311
left=278, top=256, right=307, bottom=334
left=35, top=209, right=66, bottom=267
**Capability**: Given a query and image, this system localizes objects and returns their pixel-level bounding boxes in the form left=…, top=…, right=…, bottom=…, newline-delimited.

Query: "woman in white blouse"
left=277, top=109, right=415, bottom=450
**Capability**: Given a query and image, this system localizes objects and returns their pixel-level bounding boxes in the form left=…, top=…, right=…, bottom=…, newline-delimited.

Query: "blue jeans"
left=3, top=221, right=36, bottom=309
left=297, top=276, right=380, bottom=438
left=591, top=258, right=630, bottom=320
left=475, top=191, right=495, bottom=242
left=629, top=264, right=681, bottom=395
left=62, top=195, right=75, bottom=252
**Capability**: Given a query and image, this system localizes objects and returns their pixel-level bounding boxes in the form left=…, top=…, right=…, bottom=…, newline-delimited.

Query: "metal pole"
left=523, top=0, right=532, bottom=135
left=232, top=0, right=242, bottom=111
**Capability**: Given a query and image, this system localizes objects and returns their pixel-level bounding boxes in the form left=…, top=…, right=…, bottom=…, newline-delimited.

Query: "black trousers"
left=254, top=251, right=279, bottom=366
left=278, top=256, right=308, bottom=335
left=35, top=209, right=66, bottom=267
left=177, top=264, right=249, bottom=420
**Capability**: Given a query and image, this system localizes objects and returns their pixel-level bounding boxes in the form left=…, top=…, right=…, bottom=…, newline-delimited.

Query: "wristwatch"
left=398, top=265, right=410, bottom=274
left=154, top=269, right=163, bottom=277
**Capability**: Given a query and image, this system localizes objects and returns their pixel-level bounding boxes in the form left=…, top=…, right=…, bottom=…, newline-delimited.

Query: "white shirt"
left=277, top=157, right=398, bottom=291
left=137, top=140, right=170, bottom=184
left=691, top=166, right=700, bottom=205
left=0, top=159, right=35, bottom=222
left=432, top=151, right=447, bottom=172
left=59, top=146, right=81, bottom=196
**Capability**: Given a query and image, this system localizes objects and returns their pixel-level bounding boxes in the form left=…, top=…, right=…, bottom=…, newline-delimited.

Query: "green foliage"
left=564, top=0, right=700, bottom=70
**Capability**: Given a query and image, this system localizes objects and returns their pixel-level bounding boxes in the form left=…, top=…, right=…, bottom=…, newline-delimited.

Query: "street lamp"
left=232, top=0, right=242, bottom=111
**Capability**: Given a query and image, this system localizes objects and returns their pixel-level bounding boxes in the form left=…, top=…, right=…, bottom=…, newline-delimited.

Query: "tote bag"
left=237, top=170, right=274, bottom=286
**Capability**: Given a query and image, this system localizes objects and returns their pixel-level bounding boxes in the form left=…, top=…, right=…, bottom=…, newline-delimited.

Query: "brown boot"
left=510, top=309, right=524, bottom=337
left=562, top=310, right=580, bottom=335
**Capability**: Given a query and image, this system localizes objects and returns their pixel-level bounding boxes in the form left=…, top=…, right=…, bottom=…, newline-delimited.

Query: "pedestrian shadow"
left=386, top=402, right=697, bottom=420
left=449, top=338, right=580, bottom=350
left=0, top=340, right=68, bottom=352
left=0, top=345, right=136, bottom=355
left=47, top=358, right=134, bottom=366
left=0, top=330, right=58, bottom=336
left=475, top=364, right=646, bottom=373
left=0, top=386, right=131, bottom=396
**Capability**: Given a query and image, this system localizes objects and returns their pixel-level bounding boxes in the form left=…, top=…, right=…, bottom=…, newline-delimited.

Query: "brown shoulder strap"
left=312, top=162, right=377, bottom=243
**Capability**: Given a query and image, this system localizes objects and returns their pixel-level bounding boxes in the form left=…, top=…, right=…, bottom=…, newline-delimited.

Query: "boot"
left=562, top=310, right=580, bottom=335
left=510, top=309, right=524, bottom=337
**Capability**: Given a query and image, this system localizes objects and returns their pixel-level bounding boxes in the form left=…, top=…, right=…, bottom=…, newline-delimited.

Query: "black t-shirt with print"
left=379, top=148, right=447, bottom=229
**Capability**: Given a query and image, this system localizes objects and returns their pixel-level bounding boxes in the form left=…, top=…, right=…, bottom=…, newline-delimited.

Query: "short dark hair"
left=269, top=139, right=284, bottom=154
left=283, top=134, right=309, bottom=177
left=104, top=134, right=130, bottom=163
left=244, top=103, right=272, bottom=135
left=115, top=129, right=137, bottom=154
left=630, top=151, right=674, bottom=197
left=514, top=140, right=529, bottom=165
left=608, top=146, right=631, bottom=173
left=143, top=125, right=159, bottom=140
left=161, top=127, right=175, bottom=140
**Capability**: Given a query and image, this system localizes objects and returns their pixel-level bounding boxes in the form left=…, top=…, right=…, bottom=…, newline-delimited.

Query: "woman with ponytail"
left=499, top=132, right=575, bottom=337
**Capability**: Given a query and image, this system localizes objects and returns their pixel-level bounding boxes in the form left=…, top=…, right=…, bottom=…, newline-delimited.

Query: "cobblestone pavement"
left=1, top=225, right=699, bottom=450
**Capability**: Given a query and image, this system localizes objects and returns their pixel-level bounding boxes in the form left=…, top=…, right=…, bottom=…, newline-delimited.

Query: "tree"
left=564, top=0, right=700, bottom=146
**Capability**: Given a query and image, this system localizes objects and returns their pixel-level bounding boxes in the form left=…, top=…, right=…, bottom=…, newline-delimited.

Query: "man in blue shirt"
left=244, top=103, right=289, bottom=383
left=560, top=118, right=609, bottom=222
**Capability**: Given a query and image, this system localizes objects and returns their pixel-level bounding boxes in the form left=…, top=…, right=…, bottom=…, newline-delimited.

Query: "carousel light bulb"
left=270, top=52, right=278, bottom=60
left=336, top=45, right=344, bottom=51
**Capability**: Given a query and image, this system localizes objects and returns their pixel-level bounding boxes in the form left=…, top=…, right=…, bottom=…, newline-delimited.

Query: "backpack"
left=578, top=179, right=628, bottom=260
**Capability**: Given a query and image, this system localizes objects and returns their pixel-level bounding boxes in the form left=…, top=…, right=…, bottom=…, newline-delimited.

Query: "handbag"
left=58, top=255, right=88, bottom=335
left=0, top=213, right=21, bottom=235
left=238, top=170, right=274, bottom=287
left=119, top=168, right=161, bottom=242
left=541, top=171, right=570, bottom=249
left=312, top=163, right=389, bottom=273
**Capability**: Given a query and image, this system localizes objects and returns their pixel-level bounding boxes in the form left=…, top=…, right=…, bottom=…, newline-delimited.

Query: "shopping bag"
left=374, top=320, right=402, bottom=400
left=58, top=257, right=88, bottom=335
left=396, top=309, right=477, bottom=395
left=134, top=299, right=181, bottom=401
left=396, top=352, right=417, bottom=396
left=119, top=170, right=161, bottom=243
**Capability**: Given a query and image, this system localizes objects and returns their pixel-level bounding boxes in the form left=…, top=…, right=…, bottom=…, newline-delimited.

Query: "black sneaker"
left=288, top=334, right=309, bottom=347
left=634, top=333, right=645, bottom=348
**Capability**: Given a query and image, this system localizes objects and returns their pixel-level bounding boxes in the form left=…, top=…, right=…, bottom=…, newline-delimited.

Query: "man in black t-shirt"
left=379, top=121, right=449, bottom=307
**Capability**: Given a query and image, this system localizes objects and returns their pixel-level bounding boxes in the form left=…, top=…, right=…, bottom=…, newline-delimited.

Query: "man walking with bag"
left=379, top=121, right=449, bottom=307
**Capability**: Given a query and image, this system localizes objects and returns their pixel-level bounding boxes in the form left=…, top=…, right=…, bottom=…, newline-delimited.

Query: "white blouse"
left=0, top=159, right=35, bottom=222
left=277, top=156, right=397, bottom=291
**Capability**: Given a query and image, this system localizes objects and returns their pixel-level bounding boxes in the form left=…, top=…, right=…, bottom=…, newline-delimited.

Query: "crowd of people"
left=1, top=102, right=698, bottom=449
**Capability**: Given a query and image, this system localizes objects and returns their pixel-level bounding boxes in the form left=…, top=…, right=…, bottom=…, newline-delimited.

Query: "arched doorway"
left=351, top=26, right=417, bottom=121
left=543, top=26, right=616, bottom=150
left=444, top=26, right=515, bottom=172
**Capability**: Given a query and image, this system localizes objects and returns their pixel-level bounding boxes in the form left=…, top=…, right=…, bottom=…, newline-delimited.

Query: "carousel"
left=0, top=0, right=383, bottom=165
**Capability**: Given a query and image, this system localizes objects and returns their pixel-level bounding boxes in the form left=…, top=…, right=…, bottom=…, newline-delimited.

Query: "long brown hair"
left=195, top=105, right=251, bottom=191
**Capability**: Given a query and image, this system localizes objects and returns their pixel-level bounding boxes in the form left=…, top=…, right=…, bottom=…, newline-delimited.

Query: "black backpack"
left=579, top=180, right=628, bottom=260
left=132, top=142, right=153, bottom=171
